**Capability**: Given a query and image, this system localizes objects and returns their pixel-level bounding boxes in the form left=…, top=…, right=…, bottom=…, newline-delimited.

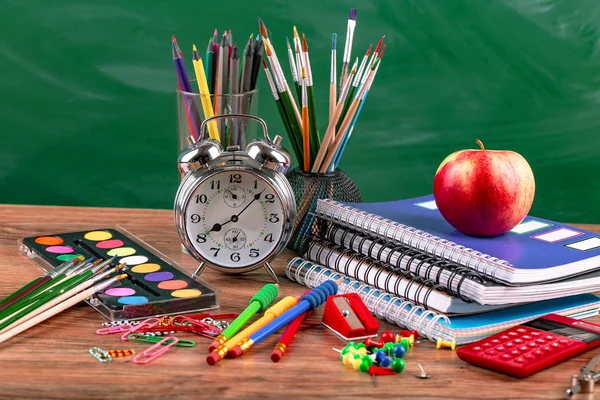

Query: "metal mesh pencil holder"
left=286, top=167, right=362, bottom=253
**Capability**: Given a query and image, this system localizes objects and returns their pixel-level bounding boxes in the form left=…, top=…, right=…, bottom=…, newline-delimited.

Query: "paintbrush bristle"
left=332, top=33, right=337, bottom=50
left=258, top=17, right=268, bottom=38
left=349, top=8, right=357, bottom=20
left=379, top=44, right=386, bottom=59
left=374, top=35, right=385, bottom=53
left=366, top=44, right=372, bottom=56
left=293, top=26, right=300, bottom=40
left=302, top=34, right=308, bottom=52
left=286, top=37, right=291, bottom=49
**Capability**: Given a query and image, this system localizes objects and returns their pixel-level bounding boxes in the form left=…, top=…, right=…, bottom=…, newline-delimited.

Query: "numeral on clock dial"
left=185, top=170, right=285, bottom=269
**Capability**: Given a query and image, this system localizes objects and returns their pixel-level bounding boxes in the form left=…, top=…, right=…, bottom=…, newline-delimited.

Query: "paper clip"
left=121, top=317, right=160, bottom=341
left=89, top=347, right=112, bottom=363
left=133, top=336, right=179, bottom=364
left=96, top=324, right=133, bottom=335
left=128, top=333, right=196, bottom=348
left=172, top=315, right=221, bottom=337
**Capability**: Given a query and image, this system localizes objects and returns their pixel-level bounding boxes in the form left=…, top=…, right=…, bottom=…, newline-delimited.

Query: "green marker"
left=208, top=283, right=279, bottom=352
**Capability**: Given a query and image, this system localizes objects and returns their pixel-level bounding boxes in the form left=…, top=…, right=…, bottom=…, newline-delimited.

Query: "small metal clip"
left=121, top=317, right=160, bottom=341
left=96, top=324, right=133, bottom=335
left=133, top=336, right=179, bottom=364
left=89, top=347, right=112, bottom=363
left=127, top=333, right=196, bottom=348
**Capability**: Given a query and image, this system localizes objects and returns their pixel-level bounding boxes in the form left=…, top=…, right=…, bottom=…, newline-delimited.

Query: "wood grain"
left=0, top=204, right=599, bottom=400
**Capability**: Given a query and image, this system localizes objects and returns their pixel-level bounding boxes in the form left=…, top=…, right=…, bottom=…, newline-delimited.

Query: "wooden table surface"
left=1, top=205, right=600, bottom=400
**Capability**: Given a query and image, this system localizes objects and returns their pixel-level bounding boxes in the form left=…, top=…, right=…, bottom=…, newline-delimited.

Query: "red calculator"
left=456, top=314, right=600, bottom=378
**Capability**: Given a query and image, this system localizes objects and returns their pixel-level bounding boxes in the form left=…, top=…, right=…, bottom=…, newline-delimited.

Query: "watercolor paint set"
left=17, top=227, right=220, bottom=321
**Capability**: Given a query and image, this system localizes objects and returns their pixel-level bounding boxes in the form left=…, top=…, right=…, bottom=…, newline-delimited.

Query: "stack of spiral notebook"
left=285, top=194, right=600, bottom=345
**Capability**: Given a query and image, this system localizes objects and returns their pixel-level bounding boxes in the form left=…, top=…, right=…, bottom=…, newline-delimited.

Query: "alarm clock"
left=174, top=115, right=296, bottom=283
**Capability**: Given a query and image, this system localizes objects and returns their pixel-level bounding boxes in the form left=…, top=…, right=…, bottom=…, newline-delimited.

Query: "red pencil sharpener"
left=322, top=293, right=379, bottom=341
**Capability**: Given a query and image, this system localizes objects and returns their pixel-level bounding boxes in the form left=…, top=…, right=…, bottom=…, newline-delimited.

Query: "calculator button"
left=508, top=332, right=519, bottom=337
left=536, top=339, right=546, bottom=344
left=559, top=339, right=569, bottom=345
left=472, top=346, right=482, bottom=351
left=542, top=346, right=552, bottom=352
left=514, top=339, right=523, bottom=344
left=524, top=354, right=536, bottom=360
left=482, top=343, right=492, bottom=348
left=514, top=357, right=526, bottom=364
left=522, top=335, right=532, bottom=340
left=530, top=332, right=541, bottom=337
left=496, top=346, right=505, bottom=351
left=528, top=342, right=537, bottom=348
left=505, top=342, right=514, bottom=348
left=533, top=350, right=544, bottom=356
left=545, top=335, right=554, bottom=341
left=491, top=339, right=500, bottom=344
left=500, top=354, right=511, bottom=360
left=485, top=350, right=497, bottom=356
left=551, top=342, right=561, bottom=348
left=500, top=335, right=510, bottom=340
left=516, top=328, right=527, bottom=333
left=519, top=346, right=528, bottom=351
left=510, top=350, right=520, bottom=356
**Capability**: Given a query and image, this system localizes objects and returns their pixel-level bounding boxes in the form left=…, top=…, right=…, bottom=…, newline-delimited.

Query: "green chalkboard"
left=1, top=0, right=600, bottom=223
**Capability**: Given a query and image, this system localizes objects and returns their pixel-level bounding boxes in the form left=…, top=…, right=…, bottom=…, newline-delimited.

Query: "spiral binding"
left=315, top=199, right=513, bottom=282
left=323, top=224, right=488, bottom=302
left=285, top=257, right=453, bottom=342
left=304, top=237, right=457, bottom=311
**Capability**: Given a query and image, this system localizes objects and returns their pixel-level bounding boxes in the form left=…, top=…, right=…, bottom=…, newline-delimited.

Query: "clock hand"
left=234, top=189, right=265, bottom=219
left=225, top=188, right=238, bottom=200
left=205, top=215, right=238, bottom=234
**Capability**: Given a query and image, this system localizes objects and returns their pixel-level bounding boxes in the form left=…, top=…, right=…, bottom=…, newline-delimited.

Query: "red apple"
left=433, top=140, right=535, bottom=237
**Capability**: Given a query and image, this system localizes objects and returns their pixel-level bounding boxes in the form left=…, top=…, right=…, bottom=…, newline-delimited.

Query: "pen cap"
left=177, top=139, right=223, bottom=174
left=246, top=135, right=291, bottom=174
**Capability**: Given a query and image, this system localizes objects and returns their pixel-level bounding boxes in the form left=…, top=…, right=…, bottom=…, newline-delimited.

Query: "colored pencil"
left=330, top=33, right=337, bottom=124
left=0, top=274, right=127, bottom=345
left=173, top=36, right=203, bottom=140
left=192, top=45, right=220, bottom=141
left=206, top=295, right=298, bottom=365
left=301, top=34, right=320, bottom=163
left=271, top=310, right=311, bottom=362
left=228, top=45, right=241, bottom=147
left=301, top=67, right=310, bottom=172
left=340, top=8, right=357, bottom=92
left=209, top=283, right=279, bottom=352
left=205, top=37, right=215, bottom=94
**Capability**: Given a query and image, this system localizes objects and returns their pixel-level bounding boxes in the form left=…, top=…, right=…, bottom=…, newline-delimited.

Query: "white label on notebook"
left=510, top=220, right=551, bottom=234
left=566, top=237, right=600, bottom=251
left=533, top=228, right=582, bottom=243
left=414, top=200, right=437, bottom=210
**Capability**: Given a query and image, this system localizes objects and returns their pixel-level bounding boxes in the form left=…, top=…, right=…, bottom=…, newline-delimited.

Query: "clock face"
left=184, top=170, right=285, bottom=269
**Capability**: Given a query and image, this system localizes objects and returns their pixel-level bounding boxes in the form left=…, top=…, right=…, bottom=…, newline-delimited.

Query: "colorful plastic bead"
left=391, top=358, right=406, bottom=373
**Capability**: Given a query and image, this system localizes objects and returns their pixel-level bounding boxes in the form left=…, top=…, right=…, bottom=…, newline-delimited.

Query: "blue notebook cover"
left=326, top=194, right=600, bottom=283
left=447, top=293, right=600, bottom=330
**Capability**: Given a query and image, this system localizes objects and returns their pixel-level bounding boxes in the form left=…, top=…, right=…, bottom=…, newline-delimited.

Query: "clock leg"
left=192, top=262, right=206, bottom=278
left=264, top=262, right=280, bottom=283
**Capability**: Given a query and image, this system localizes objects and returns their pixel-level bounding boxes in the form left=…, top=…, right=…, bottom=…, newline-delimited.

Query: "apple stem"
left=475, top=139, right=485, bottom=151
